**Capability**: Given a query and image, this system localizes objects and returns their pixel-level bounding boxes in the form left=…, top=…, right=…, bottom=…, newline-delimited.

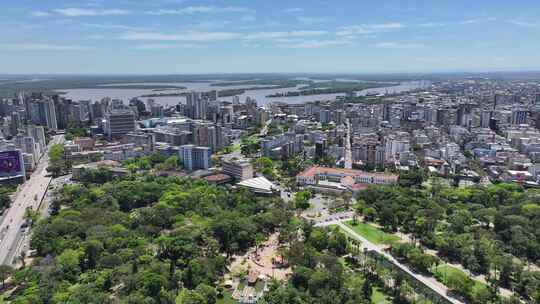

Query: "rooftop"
left=297, top=166, right=398, bottom=179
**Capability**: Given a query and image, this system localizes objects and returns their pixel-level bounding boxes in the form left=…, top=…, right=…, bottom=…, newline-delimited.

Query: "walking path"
left=316, top=219, right=464, bottom=304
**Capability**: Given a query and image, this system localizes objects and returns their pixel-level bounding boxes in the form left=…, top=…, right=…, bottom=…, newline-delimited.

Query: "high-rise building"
left=353, top=140, right=385, bottom=167
left=479, top=110, right=492, bottom=128
left=27, top=125, right=46, bottom=151
left=319, top=109, right=331, bottom=124
left=104, top=110, right=136, bottom=139
left=150, top=104, right=164, bottom=118
left=511, top=109, right=528, bottom=125
left=53, top=98, right=70, bottom=129
left=222, top=158, right=253, bottom=181
left=9, top=112, right=21, bottom=136
left=179, top=144, right=212, bottom=171
left=90, top=101, right=106, bottom=123
left=186, top=92, right=207, bottom=119
left=382, top=103, right=392, bottom=121
left=30, top=99, right=58, bottom=130
left=192, top=123, right=224, bottom=152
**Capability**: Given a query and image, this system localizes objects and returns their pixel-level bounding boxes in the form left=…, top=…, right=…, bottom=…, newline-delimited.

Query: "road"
left=0, top=135, right=64, bottom=265
left=316, top=220, right=464, bottom=304
left=344, top=119, right=352, bottom=169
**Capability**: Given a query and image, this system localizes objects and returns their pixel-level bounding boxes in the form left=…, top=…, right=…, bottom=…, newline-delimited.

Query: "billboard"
left=0, top=150, right=23, bottom=176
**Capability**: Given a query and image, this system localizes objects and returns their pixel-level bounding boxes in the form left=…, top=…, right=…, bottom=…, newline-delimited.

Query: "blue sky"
left=1, top=0, right=540, bottom=74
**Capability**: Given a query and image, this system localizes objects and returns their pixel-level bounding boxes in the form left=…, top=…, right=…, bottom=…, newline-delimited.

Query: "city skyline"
left=2, top=0, right=540, bottom=74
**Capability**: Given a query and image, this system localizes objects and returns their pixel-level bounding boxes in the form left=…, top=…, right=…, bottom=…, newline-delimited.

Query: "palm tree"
left=19, top=251, right=27, bottom=268
left=0, top=265, right=14, bottom=289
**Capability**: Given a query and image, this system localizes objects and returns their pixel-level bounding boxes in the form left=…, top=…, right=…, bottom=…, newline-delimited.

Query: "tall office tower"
left=219, top=104, right=234, bottom=124
left=104, top=110, right=136, bottom=139
left=192, top=123, right=221, bottom=151
left=37, top=99, right=58, bottom=130
left=207, top=90, right=218, bottom=101
left=53, top=98, right=70, bottom=129
left=480, top=110, right=492, bottom=128
left=70, top=103, right=84, bottom=125
left=319, top=109, right=331, bottom=124
left=78, top=100, right=91, bottom=123
left=206, top=101, right=220, bottom=122
left=383, top=102, right=392, bottom=121
left=185, top=92, right=201, bottom=119
left=27, top=125, right=46, bottom=150
left=457, top=104, right=473, bottom=126
left=130, top=98, right=147, bottom=116
left=9, top=112, right=21, bottom=136
left=0, top=99, right=13, bottom=117
left=150, top=104, right=164, bottom=118
left=109, top=99, right=124, bottom=111
left=315, top=140, right=327, bottom=159
left=14, top=134, right=39, bottom=163
left=353, top=140, right=385, bottom=167
left=535, top=93, right=540, bottom=105
left=436, top=108, right=457, bottom=126
left=511, top=108, right=528, bottom=125
left=245, top=97, right=256, bottom=106
left=334, top=110, right=346, bottom=125
left=179, top=144, right=212, bottom=171
left=493, top=94, right=504, bottom=110
left=194, top=98, right=208, bottom=120
left=384, top=137, right=410, bottom=161
left=90, top=101, right=105, bottom=122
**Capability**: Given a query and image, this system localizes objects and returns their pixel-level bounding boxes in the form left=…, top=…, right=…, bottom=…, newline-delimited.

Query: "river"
left=57, top=80, right=431, bottom=107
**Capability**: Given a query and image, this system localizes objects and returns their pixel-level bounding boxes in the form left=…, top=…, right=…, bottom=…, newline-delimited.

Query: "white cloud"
left=121, top=31, right=243, bottom=42
left=31, top=11, right=52, bottom=17
left=283, top=8, right=303, bottom=13
left=245, top=30, right=327, bottom=39
left=370, top=23, right=405, bottom=29
left=460, top=17, right=496, bottom=24
left=283, top=40, right=351, bottom=49
left=120, top=30, right=329, bottom=44
left=297, top=16, right=327, bottom=25
left=337, top=23, right=404, bottom=36
left=147, top=6, right=251, bottom=15
left=134, top=43, right=203, bottom=50
left=417, top=22, right=446, bottom=28
left=191, top=20, right=232, bottom=30
left=370, top=42, right=425, bottom=49
left=52, top=8, right=131, bottom=17
left=508, top=20, right=539, bottom=28
left=82, top=23, right=149, bottom=31
left=0, top=43, right=91, bottom=51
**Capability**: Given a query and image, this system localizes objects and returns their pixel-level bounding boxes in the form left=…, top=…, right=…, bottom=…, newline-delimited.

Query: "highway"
left=316, top=219, right=464, bottom=304
left=0, top=135, right=64, bottom=265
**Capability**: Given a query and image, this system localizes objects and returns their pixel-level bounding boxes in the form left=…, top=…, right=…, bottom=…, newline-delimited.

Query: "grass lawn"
left=371, top=287, right=390, bottom=304
left=216, top=291, right=237, bottom=304
left=344, top=221, right=400, bottom=245
left=432, top=264, right=488, bottom=294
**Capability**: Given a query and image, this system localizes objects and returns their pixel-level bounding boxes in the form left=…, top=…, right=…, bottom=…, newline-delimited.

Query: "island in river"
left=266, top=81, right=397, bottom=97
